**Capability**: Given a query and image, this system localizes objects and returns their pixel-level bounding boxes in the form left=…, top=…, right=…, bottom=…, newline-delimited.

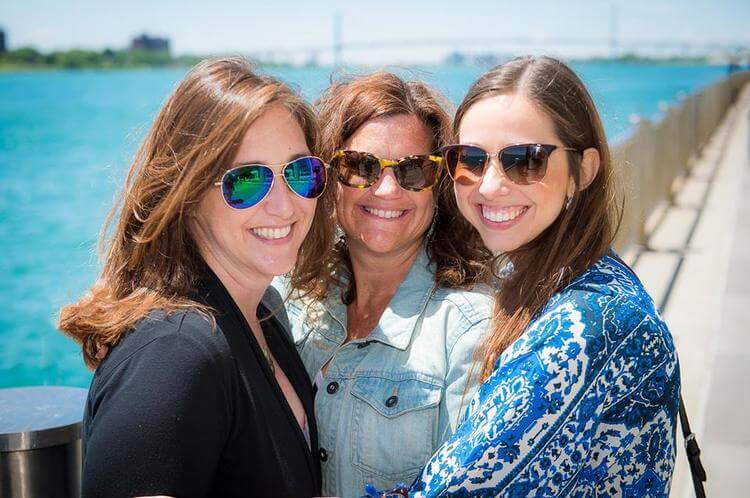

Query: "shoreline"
left=0, top=59, right=737, bottom=74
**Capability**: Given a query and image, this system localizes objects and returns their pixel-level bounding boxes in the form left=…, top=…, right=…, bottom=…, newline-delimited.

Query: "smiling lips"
left=480, top=205, right=528, bottom=224
left=251, top=224, right=292, bottom=240
left=362, top=206, right=407, bottom=219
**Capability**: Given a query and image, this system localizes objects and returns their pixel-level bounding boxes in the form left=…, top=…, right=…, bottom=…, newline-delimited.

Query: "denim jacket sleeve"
left=269, top=275, right=311, bottom=346
left=444, top=314, right=489, bottom=434
left=432, top=289, right=493, bottom=443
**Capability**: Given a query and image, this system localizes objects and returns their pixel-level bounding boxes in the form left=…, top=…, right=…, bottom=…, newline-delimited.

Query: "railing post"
left=0, top=387, right=87, bottom=498
left=611, top=71, right=750, bottom=254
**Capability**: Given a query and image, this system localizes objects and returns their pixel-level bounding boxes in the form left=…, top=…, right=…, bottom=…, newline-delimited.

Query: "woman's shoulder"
left=543, top=253, right=661, bottom=323
left=94, top=309, right=232, bottom=385
left=422, top=285, right=494, bottom=357
left=527, top=253, right=674, bottom=362
left=567, top=253, right=657, bottom=310
left=268, top=275, right=319, bottom=320
left=428, top=284, right=495, bottom=326
left=268, top=275, right=329, bottom=346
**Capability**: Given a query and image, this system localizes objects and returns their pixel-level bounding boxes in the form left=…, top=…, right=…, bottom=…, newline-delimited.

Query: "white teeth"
left=481, top=206, right=527, bottom=223
left=364, top=207, right=405, bottom=219
left=252, top=225, right=292, bottom=240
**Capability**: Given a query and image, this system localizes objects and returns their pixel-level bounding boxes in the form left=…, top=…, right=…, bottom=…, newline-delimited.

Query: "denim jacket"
left=271, top=248, right=493, bottom=498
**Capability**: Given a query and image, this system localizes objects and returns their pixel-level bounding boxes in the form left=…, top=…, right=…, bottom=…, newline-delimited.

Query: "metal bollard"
left=0, top=386, right=87, bottom=498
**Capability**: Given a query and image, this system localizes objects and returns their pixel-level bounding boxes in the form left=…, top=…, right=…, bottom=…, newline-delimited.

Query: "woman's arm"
left=441, top=315, right=489, bottom=439
left=412, top=295, right=679, bottom=497
left=83, top=324, right=229, bottom=498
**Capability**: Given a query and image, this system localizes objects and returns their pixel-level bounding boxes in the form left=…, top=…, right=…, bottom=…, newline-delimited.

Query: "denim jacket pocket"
left=351, top=376, right=442, bottom=483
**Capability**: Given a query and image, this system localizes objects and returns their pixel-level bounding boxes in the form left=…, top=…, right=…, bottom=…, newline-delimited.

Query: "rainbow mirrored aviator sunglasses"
left=440, top=143, right=581, bottom=186
left=331, top=150, right=443, bottom=192
left=214, top=156, right=328, bottom=209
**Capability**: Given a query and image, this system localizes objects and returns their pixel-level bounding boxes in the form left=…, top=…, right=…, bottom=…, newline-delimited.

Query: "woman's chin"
left=248, top=253, right=297, bottom=278
left=480, top=232, right=525, bottom=255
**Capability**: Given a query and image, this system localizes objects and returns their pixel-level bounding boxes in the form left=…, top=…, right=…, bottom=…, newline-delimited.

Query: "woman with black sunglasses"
left=403, top=56, right=680, bottom=497
left=272, top=72, right=493, bottom=498
left=59, top=58, right=336, bottom=498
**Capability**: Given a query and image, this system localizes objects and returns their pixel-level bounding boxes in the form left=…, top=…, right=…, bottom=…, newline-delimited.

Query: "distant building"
left=130, top=34, right=170, bottom=53
left=0, top=29, right=6, bottom=54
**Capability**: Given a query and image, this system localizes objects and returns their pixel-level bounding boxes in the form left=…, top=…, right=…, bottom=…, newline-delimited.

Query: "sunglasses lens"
left=393, top=156, right=441, bottom=191
left=222, top=165, right=274, bottom=208
left=284, top=156, right=327, bottom=199
left=444, top=145, right=486, bottom=185
left=501, top=144, right=549, bottom=184
left=333, top=151, right=381, bottom=188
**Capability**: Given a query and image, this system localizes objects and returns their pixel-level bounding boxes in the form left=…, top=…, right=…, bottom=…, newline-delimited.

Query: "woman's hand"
left=361, top=482, right=409, bottom=498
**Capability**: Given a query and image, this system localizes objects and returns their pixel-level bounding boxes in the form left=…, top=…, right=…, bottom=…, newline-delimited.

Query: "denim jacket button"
left=326, top=381, right=339, bottom=394
left=319, top=447, right=328, bottom=462
left=385, top=395, right=398, bottom=408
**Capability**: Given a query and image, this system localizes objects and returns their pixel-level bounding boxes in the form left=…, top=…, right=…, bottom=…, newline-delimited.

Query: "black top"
left=81, top=265, right=321, bottom=498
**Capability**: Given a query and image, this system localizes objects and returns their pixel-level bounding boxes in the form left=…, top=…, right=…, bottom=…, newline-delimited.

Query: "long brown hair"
left=308, top=71, right=490, bottom=303
left=457, top=56, right=623, bottom=380
left=59, top=57, right=335, bottom=368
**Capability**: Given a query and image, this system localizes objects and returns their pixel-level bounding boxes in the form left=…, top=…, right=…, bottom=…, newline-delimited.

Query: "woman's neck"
left=348, top=240, right=422, bottom=311
left=201, top=252, right=268, bottom=328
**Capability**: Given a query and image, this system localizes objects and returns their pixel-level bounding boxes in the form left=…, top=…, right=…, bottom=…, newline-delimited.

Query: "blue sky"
left=2, top=0, right=749, bottom=63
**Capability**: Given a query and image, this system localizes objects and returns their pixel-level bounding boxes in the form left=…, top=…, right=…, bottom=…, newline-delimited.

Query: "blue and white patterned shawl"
left=410, top=253, right=680, bottom=497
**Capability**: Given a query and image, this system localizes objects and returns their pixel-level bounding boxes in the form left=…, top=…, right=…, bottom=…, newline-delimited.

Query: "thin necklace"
left=261, top=342, right=276, bottom=375
left=252, top=319, right=276, bottom=375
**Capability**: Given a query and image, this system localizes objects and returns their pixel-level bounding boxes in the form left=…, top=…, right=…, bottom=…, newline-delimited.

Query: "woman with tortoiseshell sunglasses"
left=271, top=72, right=493, bottom=498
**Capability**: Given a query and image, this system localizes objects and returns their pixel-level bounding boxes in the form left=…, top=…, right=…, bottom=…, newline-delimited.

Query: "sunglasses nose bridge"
left=262, top=173, right=296, bottom=216
left=371, top=164, right=402, bottom=196
left=487, top=153, right=510, bottom=180
left=478, top=154, right=512, bottom=197
left=378, top=158, right=398, bottom=171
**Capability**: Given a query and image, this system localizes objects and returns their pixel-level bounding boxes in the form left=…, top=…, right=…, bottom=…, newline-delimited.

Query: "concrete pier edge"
left=631, top=82, right=750, bottom=497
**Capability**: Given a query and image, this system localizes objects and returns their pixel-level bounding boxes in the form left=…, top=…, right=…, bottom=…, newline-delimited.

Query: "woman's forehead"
left=344, top=114, right=432, bottom=158
left=459, top=94, right=559, bottom=149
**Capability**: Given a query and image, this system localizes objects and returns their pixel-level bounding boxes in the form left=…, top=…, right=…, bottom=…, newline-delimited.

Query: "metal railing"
left=613, top=71, right=750, bottom=251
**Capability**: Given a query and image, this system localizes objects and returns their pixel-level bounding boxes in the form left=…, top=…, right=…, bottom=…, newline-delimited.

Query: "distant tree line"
left=0, top=47, right=203, bottom=70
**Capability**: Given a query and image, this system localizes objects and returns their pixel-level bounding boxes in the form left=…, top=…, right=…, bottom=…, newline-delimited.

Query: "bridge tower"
left=333, top=11, right=342, bottom=67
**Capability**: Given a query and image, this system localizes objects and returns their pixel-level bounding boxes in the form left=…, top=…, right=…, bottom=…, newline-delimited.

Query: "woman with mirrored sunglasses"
left=271, top=72, right=493, bottom=498
left=401, top=56, right=680, bottom=497
left=58, top=58, right=336, bottom=498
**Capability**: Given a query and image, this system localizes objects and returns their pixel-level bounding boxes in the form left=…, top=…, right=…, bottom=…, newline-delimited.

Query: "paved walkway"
left=630, top=83, right=750, bottom=497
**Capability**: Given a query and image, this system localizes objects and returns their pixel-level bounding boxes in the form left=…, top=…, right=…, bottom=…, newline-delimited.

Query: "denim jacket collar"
left=319, top=247, right=436, bottom=351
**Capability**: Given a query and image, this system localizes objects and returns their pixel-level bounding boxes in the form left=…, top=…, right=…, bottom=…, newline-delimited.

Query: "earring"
left=564, top=195, right=573, bottom=211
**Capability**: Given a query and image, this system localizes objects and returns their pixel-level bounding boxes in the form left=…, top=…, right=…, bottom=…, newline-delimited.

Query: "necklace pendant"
left=262, top=346, right=275, bottom=375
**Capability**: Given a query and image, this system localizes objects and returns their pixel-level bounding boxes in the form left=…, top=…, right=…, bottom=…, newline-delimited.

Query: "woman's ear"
left=578, top=147, right=601, bottom=191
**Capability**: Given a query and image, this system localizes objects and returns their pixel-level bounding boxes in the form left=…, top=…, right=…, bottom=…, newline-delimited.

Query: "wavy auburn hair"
left=305, top=71, right=490, bottom=303
left=59, top=57, right=335, bottom=368
left=458, top=57, right=624, bottom=380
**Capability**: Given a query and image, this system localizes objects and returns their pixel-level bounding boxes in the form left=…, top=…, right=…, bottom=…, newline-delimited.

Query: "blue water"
left=0, top=62, right=729, bottom=388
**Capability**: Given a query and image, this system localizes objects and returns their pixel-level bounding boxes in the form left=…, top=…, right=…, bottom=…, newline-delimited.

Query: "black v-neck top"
left=81, top=265, right=321, bottom=498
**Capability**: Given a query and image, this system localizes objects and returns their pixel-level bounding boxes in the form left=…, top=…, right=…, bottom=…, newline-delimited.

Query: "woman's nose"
left=477, top=158, right=511, bottom=199
left=371, top=168, right=402, bottom=198
left=263, top=176, right=295, bottom=218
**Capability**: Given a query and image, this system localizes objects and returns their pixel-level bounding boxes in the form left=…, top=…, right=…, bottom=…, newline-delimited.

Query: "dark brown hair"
left=307, top=71, right=490, bottom=303
left=456, top=56, right=623, bottom=380
left=59, top=57, right=335, bottom=368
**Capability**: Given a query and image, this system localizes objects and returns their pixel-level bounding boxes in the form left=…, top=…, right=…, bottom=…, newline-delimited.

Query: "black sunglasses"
left=440, top=143, right=580, bottom=185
